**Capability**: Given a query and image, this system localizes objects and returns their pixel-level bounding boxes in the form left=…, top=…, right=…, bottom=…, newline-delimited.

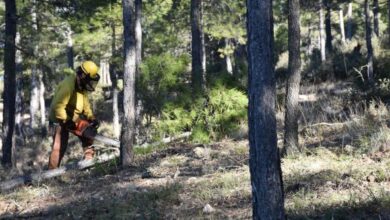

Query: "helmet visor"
left=83, top=74, right=100, bottom=91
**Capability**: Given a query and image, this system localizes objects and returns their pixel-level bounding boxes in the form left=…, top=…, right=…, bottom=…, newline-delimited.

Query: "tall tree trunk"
left=388, top=0, right=390, bottom=36
left=225, top=38, right=233, bottom=75
left=319, top=0, right=326, bottom=61
left=135, top=0, right=142, bottom=69
left=121, top=0, right=136, bottom=166
left=247, top=0, right=285, bottom=218
left=365, top=0, right=374, bottom=85
left=39, top=74, right=46, bottom=135
left=135, top=0, right=143, bottom=141
left=339, top=8, right=346, bottom=44
left=15, top=32, right=23, bottom=137
left=347, top=2, right=353, bottom=40
left=191, top=0, right=206, bottom=94
left=2, top=0, right=17, bottom=168
left=233, top=43, right=246, bottom=79
left=306, top=20, right=314, bottom=56
left=30, top=0, right=40, bottom=129
left=373, top=0, right=379, bottom=36
left=110, top=23, right=120, bottom=138
left=283, top=0, right=302, bottom=157
left=65, top=24, right=74, bottom=69
left=325, top=0, right=333, bottom=53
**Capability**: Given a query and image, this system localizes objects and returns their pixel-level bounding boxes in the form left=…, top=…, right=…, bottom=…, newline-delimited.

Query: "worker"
left=48, top=61, right=100, bottom=169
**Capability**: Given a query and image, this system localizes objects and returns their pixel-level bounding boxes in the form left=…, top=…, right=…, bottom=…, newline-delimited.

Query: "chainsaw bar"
left=82, top=127, right=120, bottom=147
left=93, top=135, right=120, bottom=147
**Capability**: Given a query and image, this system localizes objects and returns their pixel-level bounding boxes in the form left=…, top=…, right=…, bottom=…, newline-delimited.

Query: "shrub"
left=139, top=53, right=190, bottom=119
left=154, top=85, right=248, bottom=143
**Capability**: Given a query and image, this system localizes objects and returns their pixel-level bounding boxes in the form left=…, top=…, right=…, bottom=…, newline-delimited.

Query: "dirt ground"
left=0, top=81, right=389, bottom=219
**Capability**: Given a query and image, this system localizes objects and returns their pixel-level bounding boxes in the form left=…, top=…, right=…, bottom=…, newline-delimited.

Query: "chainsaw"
left=81, top=124, right=120, bottom=148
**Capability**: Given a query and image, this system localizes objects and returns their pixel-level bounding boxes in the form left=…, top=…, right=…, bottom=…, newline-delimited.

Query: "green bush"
left=154, top=85, right=248, bottom=143
left=139, top=53, right=190, bottom=119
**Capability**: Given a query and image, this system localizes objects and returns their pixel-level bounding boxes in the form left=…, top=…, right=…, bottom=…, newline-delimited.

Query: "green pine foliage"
left=139, top=53, right=190, bottom=120
left=153, top=84, right=248, bottom=143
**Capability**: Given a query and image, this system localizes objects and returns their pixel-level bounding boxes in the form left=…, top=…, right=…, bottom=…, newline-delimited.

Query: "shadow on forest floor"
left=1, top=80, right=390, bottom=219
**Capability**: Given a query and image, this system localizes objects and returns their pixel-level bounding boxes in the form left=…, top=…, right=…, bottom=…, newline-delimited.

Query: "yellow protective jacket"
left=49, top=74, right=94, bottom=123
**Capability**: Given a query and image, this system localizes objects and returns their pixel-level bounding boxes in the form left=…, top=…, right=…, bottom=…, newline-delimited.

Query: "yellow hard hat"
left=80, top=61, right=99, bottom=79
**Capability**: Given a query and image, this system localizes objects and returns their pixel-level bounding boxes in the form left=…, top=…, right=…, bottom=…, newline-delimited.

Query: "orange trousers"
left=48, top=124, right=95, bottom=169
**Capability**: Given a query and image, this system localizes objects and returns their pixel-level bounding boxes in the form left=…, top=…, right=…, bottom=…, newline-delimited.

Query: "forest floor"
left=0, top=81, right=389, bottom=219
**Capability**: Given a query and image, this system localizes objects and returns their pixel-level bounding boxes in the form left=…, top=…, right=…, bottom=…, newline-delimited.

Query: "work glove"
left=89, top=119, right=100, bottom=129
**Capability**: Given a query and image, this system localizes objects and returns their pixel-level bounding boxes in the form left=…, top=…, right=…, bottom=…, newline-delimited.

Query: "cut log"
left=0, top=152, right=118, bottom=192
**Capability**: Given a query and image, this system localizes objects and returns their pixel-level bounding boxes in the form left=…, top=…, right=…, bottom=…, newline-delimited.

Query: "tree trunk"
left=65, top=25, right=74, bottom=69
left=135, top=0, right=142, bottom=68
left=325, top=0, right=333, bottom=53
left=283, top=0, right=302, bottom=157
left=2, top=0, right=17, bottom=168
left=373, top=0, right=379, bottom=36
left=233, top=43, right=246, bottom=79
left=306, top=20, right=314, bottom=56
left=121, top=0, right=136, bottom=166
left=347, top=2, right=353, bottom=40
left=388, top=0, right=390, bottom=36
left=225, top=38, right=233, bottom=75
left=365, top=0, right=374, bottom=85
left=319, top=0, right=326, bottom=61
left=135, top=0, right=143, bottom=142
left=15, top=32, right=23, bottom=137
left=110, top=23, right=120, bottom=138
left=339, top=8, right=346, bottom=44
left=247, top=0, right=285, bottom=218
left=30, top=0, right=40, bottom=130
left=191, top=0, right=206, bottom=94
left=39, top=74, right=46, bottom=135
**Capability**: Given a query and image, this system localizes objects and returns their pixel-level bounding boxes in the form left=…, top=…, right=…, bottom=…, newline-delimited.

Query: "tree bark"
left=306, top=20, right=314, bottom=56
left=15, top=32, right=23, bottom=137
left=388, top=0, right=390, bottom=36
left=373, top=0, right=379, bottom=36
left=319, top=0, right=326, bottom=61
left=247, top=0, right=285, bottom=218
left=365, top=0, right=374, bottom=85
left=191, top=0, right=206, bottom=94
left=347, top=2, right=353, bottom=40
left=2, top=0, right=17, bottom=168
left=110, top=23, right=120, bottom=138
left=30, top=0, right=40, bottom=129
left=225, top=38, right=233, bottom=75
left=325, top=0, right=333, bottom=53
left=135, top=0, right=143, bottom=141
left=283, top=0, right=302, bottom=157
left=135, top=0, right=142, bottom=69
left=121, top=0, right=136, bottom=166
left=39, top=74, right=46, bottom=135
left=339, top=8, right=346, bottom=43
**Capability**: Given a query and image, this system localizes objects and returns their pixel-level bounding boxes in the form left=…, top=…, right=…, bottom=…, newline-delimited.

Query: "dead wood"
left=0, top=152, right=118, bottom=193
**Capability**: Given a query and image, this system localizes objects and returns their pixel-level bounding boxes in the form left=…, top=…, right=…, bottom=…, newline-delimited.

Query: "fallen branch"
left=0, top=152, right=119, bottom=193
left=0, top=132, right=192, bottom=192
left=138, top=132, right=192, bottom=148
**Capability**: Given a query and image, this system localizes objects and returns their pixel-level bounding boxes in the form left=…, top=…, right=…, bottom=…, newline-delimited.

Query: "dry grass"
left=0, top=81, right=390, bottom=219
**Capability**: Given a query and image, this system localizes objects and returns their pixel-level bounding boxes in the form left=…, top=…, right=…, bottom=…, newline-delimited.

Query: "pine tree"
left=365, top=0, right=374, bottom=85
left=121, top=0, right=136, bottom=166
left=283, top=0, right=302, bottom=157
left=2, top=0, right=17, bottom=168
left=247, top=0, right=285, bottom=218
left=191, top=0, right=206, bottom=94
